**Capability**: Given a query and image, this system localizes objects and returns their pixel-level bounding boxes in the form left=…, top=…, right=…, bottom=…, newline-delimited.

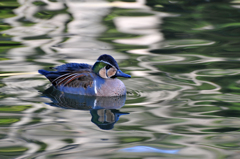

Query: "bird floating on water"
left=38, top=54, right=131, bottom=96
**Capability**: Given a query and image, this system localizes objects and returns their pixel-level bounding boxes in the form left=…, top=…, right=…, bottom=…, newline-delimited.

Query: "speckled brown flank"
left=66, top=77, right=93, bottom=89
left=50, top=70, right=94, bottom=89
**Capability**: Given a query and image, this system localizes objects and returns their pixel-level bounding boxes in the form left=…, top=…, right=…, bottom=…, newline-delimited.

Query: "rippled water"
left=1, top=0, right=240, bottom=158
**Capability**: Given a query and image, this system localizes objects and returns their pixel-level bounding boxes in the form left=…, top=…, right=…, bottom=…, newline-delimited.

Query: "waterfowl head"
left=92, top=54, right=131, bottom=79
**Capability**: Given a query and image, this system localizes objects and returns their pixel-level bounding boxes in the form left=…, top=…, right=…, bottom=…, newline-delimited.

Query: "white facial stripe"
left=105, top=66, right=108, bottom=78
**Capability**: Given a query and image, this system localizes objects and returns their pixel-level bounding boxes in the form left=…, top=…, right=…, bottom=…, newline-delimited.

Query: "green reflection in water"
left=0, top=0, right=23, bottom=62
left=0, top=105, right=31, bottom=112
left=32, top=1, right=48, bottom=6
left=0, top=1, right=19, bottom=19
left=120, top=136, right=151, bottom=143
left=35, top=9, right=68, bottom=19
left=0, top=147, right=28, bottom=153
left=0, top=146, right=28, bottom=158
left=147, top=0, right=240, bottom=57
left=0, top=117, right=20, bottom=125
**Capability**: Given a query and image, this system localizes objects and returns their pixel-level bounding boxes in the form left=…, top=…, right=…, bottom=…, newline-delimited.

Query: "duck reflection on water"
left=42, top=86, right=129, bottom=130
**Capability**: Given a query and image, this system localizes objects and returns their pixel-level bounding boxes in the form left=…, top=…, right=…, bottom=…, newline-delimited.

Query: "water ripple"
left=0, top=0, right=240, bottom=158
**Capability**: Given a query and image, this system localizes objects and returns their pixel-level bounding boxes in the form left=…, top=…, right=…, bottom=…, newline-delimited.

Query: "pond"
left=1, top=0, right=240, bottom=158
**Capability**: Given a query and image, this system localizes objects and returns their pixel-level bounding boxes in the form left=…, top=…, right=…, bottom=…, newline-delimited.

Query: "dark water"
left=1, top=0, right=240, bottom=158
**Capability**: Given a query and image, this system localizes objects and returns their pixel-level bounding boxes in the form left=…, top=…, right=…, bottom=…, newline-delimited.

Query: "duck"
left=38, top=54, right=131, bottom=96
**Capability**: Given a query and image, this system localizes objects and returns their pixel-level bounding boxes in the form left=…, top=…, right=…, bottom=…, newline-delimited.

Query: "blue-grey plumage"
left=38, top=54, right=131, bottom=96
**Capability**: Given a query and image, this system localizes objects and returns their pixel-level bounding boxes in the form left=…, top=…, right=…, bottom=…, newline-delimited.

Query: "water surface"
left=1, top=0, right=240, bottom=158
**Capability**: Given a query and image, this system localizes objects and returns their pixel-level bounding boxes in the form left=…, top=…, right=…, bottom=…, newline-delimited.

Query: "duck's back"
left=53, top=63, right=92, bottom=72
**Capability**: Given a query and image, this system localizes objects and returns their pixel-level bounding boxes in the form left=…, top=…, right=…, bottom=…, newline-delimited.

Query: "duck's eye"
left=106, top=65, right=111, bottom=69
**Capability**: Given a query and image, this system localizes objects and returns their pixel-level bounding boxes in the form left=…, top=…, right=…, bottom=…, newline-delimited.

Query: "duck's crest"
left=96, top=54, right=119, bottom=69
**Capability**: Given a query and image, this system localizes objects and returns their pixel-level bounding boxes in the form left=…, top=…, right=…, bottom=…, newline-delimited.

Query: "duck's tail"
left=38, top=70, right=62, bottom=85
left=38, top=70, right=50, bottom=76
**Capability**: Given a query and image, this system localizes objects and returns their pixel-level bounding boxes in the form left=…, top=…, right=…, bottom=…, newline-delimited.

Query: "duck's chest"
left=95, top=78, right=126, bottom=96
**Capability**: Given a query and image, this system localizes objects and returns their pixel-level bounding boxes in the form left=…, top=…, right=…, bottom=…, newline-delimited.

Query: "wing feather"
left=52, top=72, right=94, bottom=89
left=40, top=63, right=94, bottom=89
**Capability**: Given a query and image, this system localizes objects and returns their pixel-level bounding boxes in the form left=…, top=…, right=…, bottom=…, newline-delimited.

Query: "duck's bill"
left=116, top=70, right=131, bottom=78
